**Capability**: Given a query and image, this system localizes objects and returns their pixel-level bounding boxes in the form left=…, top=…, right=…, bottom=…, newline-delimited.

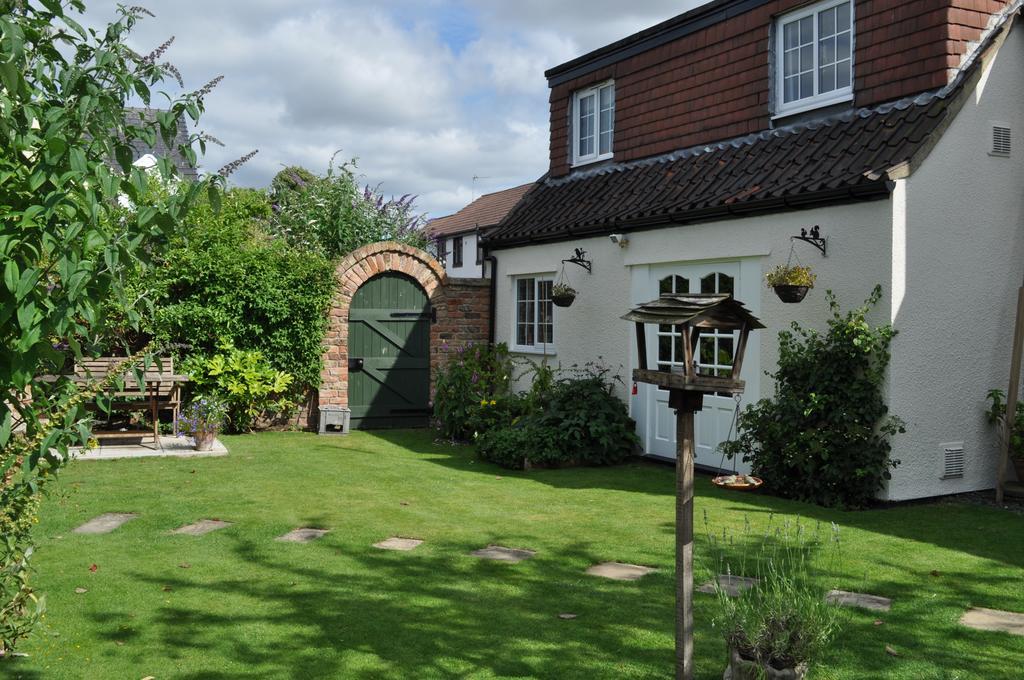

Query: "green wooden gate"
left=348, top=272, right=432, bottom=429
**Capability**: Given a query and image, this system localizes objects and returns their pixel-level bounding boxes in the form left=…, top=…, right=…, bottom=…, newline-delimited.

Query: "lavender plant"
left=704, top=512, right=845, bottom=675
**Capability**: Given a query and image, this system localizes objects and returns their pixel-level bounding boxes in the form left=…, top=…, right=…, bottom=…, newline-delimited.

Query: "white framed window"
left=774, top=0, right=853, bottom=117
left=513, top=276, right=554, bottom=352
left=572, top=81, right=615, bottom=166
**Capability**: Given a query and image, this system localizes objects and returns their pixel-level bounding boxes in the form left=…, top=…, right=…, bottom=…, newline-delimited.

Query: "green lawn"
left=8, top=430, right=1024, bottom=679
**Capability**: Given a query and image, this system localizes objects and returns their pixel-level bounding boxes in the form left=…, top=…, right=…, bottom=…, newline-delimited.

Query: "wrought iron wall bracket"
left=792, top=225, right=827, bottom=257
left=562, top=248, right=593, bottom=274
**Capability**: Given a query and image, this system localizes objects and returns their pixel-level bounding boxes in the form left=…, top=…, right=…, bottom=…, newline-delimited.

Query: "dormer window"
left=775, top=0, right=853, bottom=117
left=572, top=81, right=614, bottom=166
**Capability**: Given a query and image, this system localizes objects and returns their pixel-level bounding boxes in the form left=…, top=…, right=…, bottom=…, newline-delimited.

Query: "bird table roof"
left=622, top=293, right=765, bottom=329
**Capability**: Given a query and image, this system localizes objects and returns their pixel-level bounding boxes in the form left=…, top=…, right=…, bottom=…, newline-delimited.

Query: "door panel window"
left=656, top=275, right=691, bottom=381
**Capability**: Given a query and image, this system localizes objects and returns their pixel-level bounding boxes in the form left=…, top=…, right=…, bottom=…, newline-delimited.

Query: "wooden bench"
left=75, top=357, right=188, bottom=447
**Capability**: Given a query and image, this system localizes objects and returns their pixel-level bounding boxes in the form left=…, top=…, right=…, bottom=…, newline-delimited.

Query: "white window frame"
left=773, top=0, right=854, bottom=118
left=572, top=80, right=615, bottom=167
left=511, top=275, right=555, bottom=354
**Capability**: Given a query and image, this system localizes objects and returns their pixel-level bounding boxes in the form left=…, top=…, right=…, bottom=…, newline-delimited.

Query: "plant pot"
left=552, top=292, right=576, bottom=307
left=193, top=432, right=217, bottom=452
left=772, top=285, right=810, bottom=303
left=1013, top=457, right=1024, bottom=482
left=723, top=647, right=807, bottom=680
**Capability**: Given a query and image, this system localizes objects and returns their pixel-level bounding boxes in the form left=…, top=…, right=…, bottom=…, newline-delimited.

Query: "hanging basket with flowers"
left=552, top=261, right=578, bottom=307
left=765, top=264, right=816, bottom=303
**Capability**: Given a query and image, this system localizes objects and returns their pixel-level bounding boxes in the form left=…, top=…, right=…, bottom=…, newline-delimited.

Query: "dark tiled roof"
left=487, top=91, right=959, bottom=248
left=427, top=183, right=534, bottom=237
left=122, top=107, right=198, bottom=180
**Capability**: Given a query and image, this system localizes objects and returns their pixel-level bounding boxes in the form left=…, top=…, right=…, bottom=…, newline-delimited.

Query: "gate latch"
left=348, top=358, right=364, bottom=371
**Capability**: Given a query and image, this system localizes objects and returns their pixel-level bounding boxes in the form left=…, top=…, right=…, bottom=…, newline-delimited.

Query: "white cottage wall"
left=492, top=199, right=893, bottom=463
left=887, top=23, right=1024, bottom=501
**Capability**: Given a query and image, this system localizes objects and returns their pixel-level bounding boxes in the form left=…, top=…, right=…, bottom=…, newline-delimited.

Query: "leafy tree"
left=721, top=286, right=904, bottom=509
left=0, top=2, right=224, bottom=655
left=267, top=156, right=428, bottom=259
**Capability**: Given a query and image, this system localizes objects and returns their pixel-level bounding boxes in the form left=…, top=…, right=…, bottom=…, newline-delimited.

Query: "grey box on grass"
left=318, top=406, right=351, bottom=435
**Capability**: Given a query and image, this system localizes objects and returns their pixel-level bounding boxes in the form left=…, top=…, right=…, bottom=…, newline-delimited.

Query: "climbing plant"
left=721, top=286, right=904, bottom=508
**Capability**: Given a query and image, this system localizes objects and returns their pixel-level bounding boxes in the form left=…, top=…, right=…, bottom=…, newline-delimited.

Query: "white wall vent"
left=940, top=442, right=965, bottom=479
left=990, top=123, right=1011, bottom=157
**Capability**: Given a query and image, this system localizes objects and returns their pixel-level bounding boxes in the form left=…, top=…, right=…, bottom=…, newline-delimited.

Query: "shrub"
left=116, top=187, right=336, bottom=392
left=721, top=286, right=904, bottom=509
left=267, top=156, right=428, bottom=259
left=477, top=363, right=639, bottom=470
left=182, top=342, right=294, bottom=433
left=476, top=423, right=564, bottom=469
left=0, top=3, right=221, bottom=655
left=433, top=343, right=513, bottom=441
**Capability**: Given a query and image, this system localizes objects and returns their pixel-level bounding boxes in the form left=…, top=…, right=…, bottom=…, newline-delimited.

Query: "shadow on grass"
left=353, top=430, right=1024, bottom=571
left=109, top=536, right=675, bottom=679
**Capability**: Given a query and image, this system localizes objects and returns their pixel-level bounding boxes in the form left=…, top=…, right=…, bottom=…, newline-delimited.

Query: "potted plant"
left=709, top=518, right=843, bottom=680
left=551, top=282, right=577, bottom=307
left=765, top=264, right=816, bottom=303
left=986, top=389, right=1024, bottom=481
left=180, top=395, right=227, bottom=451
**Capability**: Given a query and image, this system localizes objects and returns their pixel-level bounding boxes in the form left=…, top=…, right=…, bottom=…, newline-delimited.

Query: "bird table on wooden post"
left=622, top=293, right=764, bottom=680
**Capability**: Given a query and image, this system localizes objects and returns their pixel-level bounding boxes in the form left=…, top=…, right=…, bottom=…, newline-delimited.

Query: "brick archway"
left=320, top=242, right=447, bottom=410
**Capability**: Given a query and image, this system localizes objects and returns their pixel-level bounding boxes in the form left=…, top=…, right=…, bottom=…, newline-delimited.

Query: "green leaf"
left=3, top=259, right=18, bottom=293
left=0, top=410, right=11, bottom=448
left=207, top=183, right=221, bottom=214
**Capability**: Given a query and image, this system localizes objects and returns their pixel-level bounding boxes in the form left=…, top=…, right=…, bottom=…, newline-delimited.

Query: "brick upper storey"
left=547, top=0, right=1009, bottom=177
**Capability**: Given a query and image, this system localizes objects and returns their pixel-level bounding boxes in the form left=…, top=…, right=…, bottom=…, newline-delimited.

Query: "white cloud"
left=79, top=0, right=711, bottom=217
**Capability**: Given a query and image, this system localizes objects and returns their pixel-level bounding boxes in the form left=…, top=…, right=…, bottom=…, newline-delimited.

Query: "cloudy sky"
left=81, top=1, right=707, bottom=218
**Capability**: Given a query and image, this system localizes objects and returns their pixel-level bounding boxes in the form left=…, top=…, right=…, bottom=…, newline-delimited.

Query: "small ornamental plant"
left=706, top=512, right=845, bottom=679
left=180, top=395, right=228, bottom=451
left=986, top=389, right=1024, bottom=461
left=551, top=282, right=577, bottom=307
left=551, top=282, right=577, bottom=298
left=764, top=264, right=816, bottom=288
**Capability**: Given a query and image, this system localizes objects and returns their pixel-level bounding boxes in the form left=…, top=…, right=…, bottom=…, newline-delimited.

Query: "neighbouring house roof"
left=122, top=107, right=198, bottom=181
left=427, top=183, right=535, bottom=238
left=488, top=9, right=1017, bottom=250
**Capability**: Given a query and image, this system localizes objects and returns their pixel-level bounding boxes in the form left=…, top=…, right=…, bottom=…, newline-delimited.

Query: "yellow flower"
left=489, top=400, right=497, bottom=406
left=480, top=399, right=488, bottom=406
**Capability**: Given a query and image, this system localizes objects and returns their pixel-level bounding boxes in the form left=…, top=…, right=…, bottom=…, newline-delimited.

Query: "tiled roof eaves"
left=489, top=183, right=891, bottom=249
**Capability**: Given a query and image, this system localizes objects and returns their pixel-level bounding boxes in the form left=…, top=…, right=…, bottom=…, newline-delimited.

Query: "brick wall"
left=316, top=242, right=491, bottom=429
left=548, top=0, right=1008, bottom=177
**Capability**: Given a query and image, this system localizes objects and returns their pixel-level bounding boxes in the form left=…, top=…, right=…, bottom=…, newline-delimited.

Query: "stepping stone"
left=72, top=513, right=138, bottom=535
left=469, top=545, right=535, bottom=563
left=275, top=528, right=329, bottom=543
left=826, top=589, right=892, bottom=612
left=960, top=607, right=1024, bottom=636
left=586, top=562, right=656, bottom=581
left=698, top=574, right=758, bottom=597
left=172, top=519, right=233, bottom=536
left=373, top=537, right=423, bottom=551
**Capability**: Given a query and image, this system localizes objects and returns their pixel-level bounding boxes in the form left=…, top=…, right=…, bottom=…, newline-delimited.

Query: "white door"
left=642, top=262, right=750, bottom=473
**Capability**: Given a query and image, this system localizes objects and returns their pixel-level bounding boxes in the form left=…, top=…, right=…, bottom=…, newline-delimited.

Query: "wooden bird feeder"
left=622, top=293, right=764, bottom=680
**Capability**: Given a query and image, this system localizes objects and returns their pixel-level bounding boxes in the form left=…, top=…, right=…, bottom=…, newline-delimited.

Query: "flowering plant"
left=179, top=395, right=228, bottom=439
left=764, top=264, right=816, bottom=288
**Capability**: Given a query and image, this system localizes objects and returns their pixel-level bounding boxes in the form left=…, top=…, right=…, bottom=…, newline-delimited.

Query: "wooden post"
left=997, top=283, right=1024, bottom=504
left=670, top=389, right=703, bottom=680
